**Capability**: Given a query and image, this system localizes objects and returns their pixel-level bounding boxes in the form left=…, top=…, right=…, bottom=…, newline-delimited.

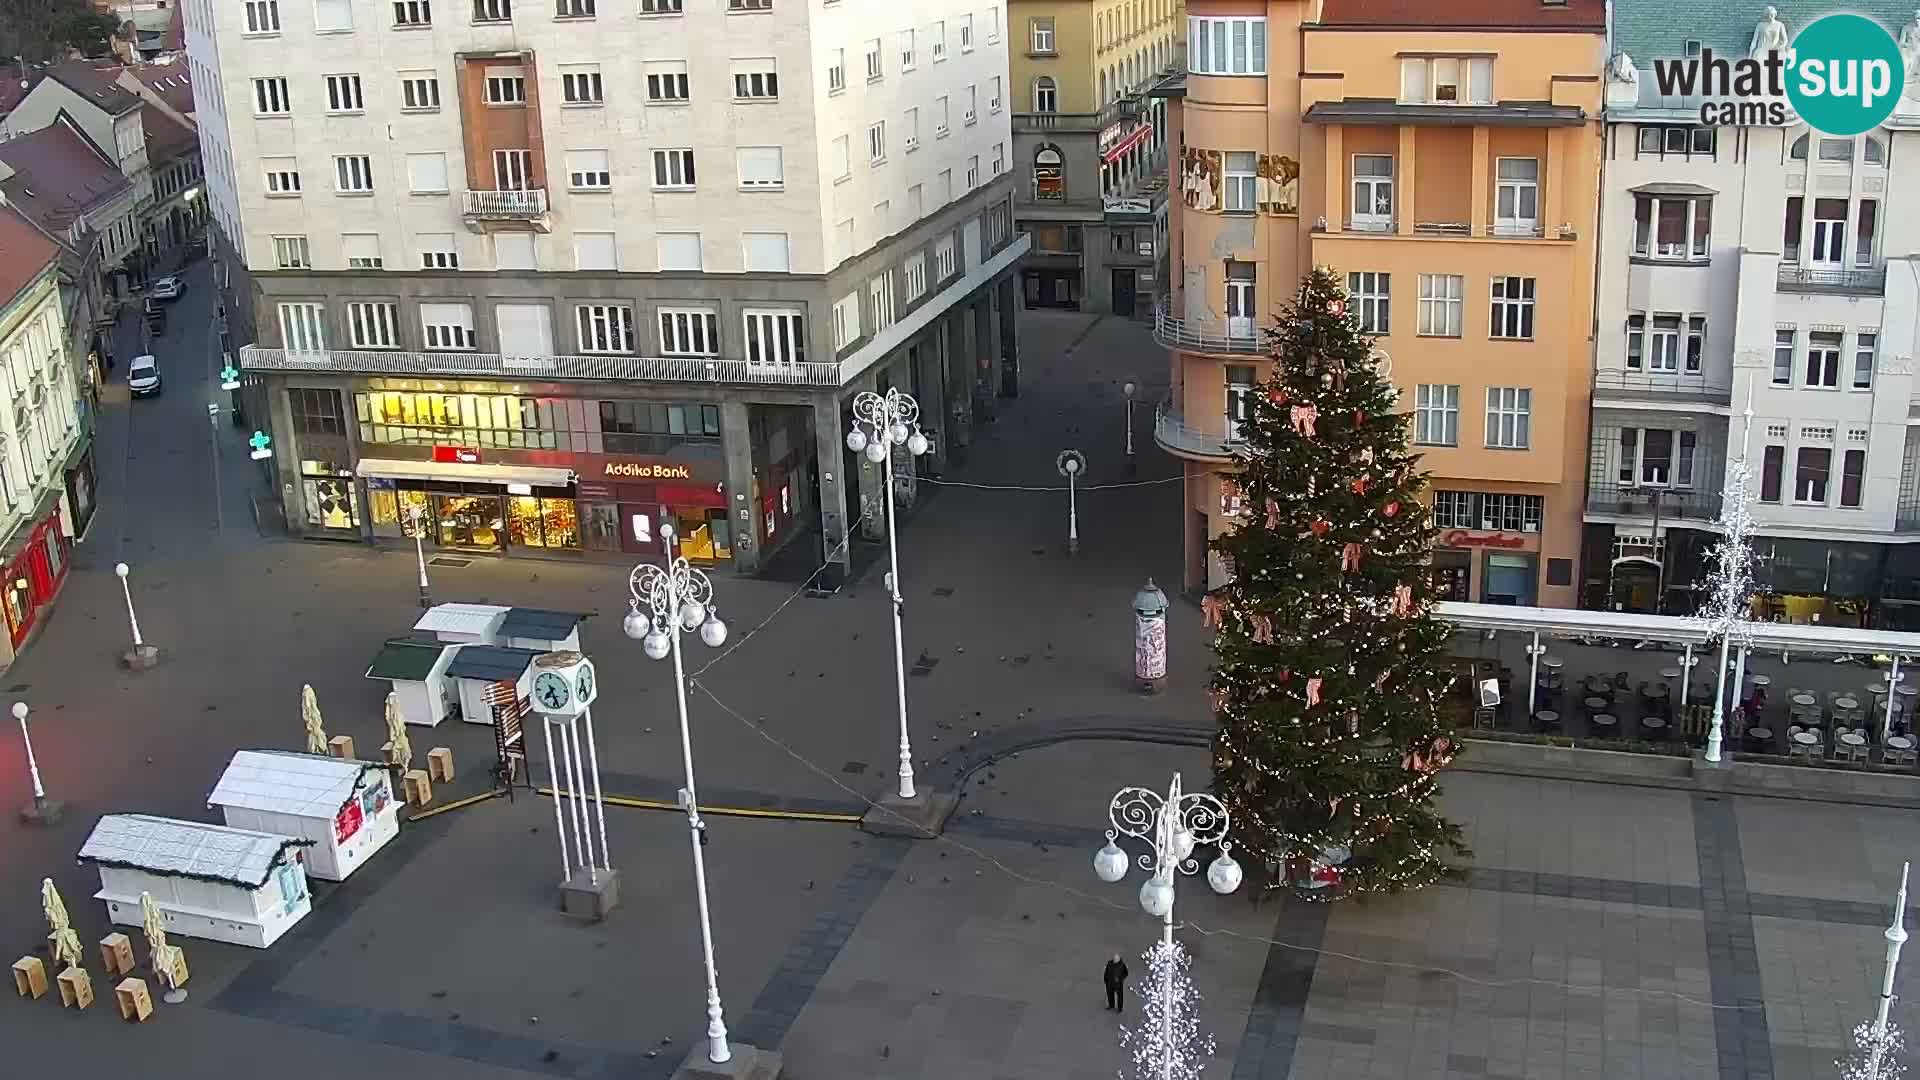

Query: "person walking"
left=1104, top=953, right=1129, bottom=1013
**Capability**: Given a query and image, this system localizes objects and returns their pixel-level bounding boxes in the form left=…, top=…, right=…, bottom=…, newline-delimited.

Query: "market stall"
left=78, top=814, right=313, bottom=949
left=498, top=608, right=589, bottom=653
left=414, top=603, right=510, bottom=645
left=207, top=750, right=399, bottom=882
left=445, top=644, right=541, bottom=726
left=365, top=637, right=457, bottom=727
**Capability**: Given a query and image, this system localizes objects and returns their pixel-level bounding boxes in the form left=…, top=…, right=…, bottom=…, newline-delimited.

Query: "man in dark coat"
left=1104, top=953, right=1129, bottom=1012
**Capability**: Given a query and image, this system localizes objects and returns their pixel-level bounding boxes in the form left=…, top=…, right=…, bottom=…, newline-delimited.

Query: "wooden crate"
left=115, top=978, right=153, bottom=1022
left=328, top=735, right=355, bottom=759
left=99, top=933, right=134, bottom=977
left=403, top=769, right=432, bottom=806
left=12, top=956, right=47, bottom=999
left=427, top=746, right=454, bottom=783
left=56, top=967, right=93, bottom=1010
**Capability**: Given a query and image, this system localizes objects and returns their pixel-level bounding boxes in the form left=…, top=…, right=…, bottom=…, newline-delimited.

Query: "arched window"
left=1034, top=75, right=1058, bottom=113
left=1034, top=145, right=1065, bottom=201
left=1865, top=135, right=1885, bottom=165
left=1790, top=133, right=1809, bottom=160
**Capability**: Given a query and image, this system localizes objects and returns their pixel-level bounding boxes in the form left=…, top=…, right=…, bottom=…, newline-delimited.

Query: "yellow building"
left=1010, top=0, right=1183, bottom=313
left=1157, top=0, right=1604, bottom=608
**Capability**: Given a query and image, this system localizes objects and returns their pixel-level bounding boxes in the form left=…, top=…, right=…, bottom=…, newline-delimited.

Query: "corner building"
left=1158, top=0, right=1603, bottom=607
left=186, top=0, right=1027, bottom=575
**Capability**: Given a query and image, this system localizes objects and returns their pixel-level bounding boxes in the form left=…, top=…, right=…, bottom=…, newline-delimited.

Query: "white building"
left=208, top=750, right=401, bottom=881
left=79, top=813, right=315, bottom=949
left=183, top=0, right=1028, bottom=578
left=1588, top=3, right=1920, bottom=627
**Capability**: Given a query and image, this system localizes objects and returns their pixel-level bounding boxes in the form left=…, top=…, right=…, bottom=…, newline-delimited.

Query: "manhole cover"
left=429, top=557, right=473, bottom=567
left=932, top=586, right=955, bottom=598
left=842, top=761, right=869, bottom=776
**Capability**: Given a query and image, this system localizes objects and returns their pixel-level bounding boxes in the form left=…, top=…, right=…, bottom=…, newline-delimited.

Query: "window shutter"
left=495, top=304, right=553, bottom=355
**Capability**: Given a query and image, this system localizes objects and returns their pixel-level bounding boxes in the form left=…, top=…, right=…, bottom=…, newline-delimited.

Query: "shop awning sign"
left=433, top=446, right=484, bottom=465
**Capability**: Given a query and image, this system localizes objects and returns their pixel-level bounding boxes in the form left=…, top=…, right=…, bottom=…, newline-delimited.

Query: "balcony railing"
left=1777, top=265, right=1887, bottom=295
left=1327, top=219, right=1573, bottom=240
left=1898, top=509, right=1920, bottom=533
left=1153, top=397, right=1237, bottom=460
left=462, top=188, right=550, bottom=220
left=239, top=345, right=843, bottom=388
left=1585, top=483, right=1722, bottom=522
left=1012, top=97, right=1145, bottom=133
left=1592, top=369, right=1733, bottom=406
left=1153, top=302, right=1269, bottom=355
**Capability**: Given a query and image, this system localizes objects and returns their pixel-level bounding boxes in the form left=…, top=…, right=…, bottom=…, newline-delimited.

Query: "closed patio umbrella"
left=140, top=891, right=187, bottom=1003
left=302, top=684, right=327, bottom=755
left=384, top=692, right=412, bottom=774
left=41, top=878, right=82, bottom=972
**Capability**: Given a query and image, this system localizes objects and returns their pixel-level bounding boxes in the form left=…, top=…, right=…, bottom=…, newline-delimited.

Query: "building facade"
left=188, top=0, right=1027, bottom=575
left=1010, top=0, right=1180, bottom=314
left=1156, top=0, right=1604, bottom=608
left=1587, top=2, right=1920, bottom=628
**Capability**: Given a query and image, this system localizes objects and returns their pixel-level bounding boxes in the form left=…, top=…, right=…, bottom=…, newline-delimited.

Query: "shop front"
left=60, top=444, right=98, bottom=541
left=1432, top=529, right=1541, bottom=607
left=0, top=500, right=72, bottom=662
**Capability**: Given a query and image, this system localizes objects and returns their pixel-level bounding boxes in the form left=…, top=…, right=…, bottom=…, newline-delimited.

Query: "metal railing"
left=239, top=345, right=844, bottom=388
left=1153, top=397, right=1237, bottom=459
left=1585, top=483, right=1721, bottom=522
left=1012, top=97, right=1146, bottom=132
left=1898, top=509, right=1920, bottom=533
left=1153, top=302, right=1269, bottom=355
left=462, top=188, right=550, bottom=219
left=1592, top=369, right=1733, bottom=405
left=1776, top=265, right=1887, bottom=295
left=1331, top=219, right=1569, bottom=240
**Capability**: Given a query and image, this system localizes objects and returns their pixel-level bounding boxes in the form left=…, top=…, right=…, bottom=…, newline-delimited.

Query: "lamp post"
left=115, top=562, right=158, bottom=670
left=1094, top=772, right=1240, bottom=1080
left=1864, top=862, right=1911, bottom=1080
left=1123, top=380, right=1138, bottom=473
left=13, top=702, right=61, bottom=825
left=1058, top=448, right=1086, bottom=555
left=846, top=389, right=930, bottom=802
left=625, top=527, right=750, bottom=1068
left=410, top=503, right=432, bottom=608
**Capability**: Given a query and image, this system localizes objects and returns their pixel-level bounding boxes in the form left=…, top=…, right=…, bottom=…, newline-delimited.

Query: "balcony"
left=1592, top=370, right=1733, bottom=408
left=1153, top=302, right=1268, bottom=356
left=461, top=188, right=551, bottom=233
left=1153, top=396, right=1236, bottom=461
left=1899, top=509, right=1920, bottom=533
left=1327, top=219, right=1575, bottom=241
left=238, top=345, right=843, bottom=389
left=1012, top=98, right=1146, bottom=134
left=1585, top=483, right=1721, bottom=522
left=1777, top=265, right=1887, bottom=295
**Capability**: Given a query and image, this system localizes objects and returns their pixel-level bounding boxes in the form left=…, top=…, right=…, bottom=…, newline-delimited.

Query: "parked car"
left=144, top=298, right=166, bottom=335
left=128, top=355, right=161, bottom=398
left=150, top=275, right=185, bottom=301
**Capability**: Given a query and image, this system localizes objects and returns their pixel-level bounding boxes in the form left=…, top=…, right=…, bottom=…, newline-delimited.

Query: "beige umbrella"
left=140, top=891, right=187, bottom=1002
left=302, top=684, right=328, bottom=754
left=384, top=692, right=412, bottom=773
left=41, top=878, right=82, bottom=972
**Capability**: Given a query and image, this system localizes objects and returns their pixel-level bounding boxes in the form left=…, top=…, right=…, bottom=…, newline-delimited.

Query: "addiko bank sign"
left=602, top=461, right=692, bottom=480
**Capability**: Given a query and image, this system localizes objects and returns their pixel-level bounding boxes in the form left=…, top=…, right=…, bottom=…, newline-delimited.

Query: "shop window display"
left=435, top=494, right=504, bottom=549
left=582, top=502, right=620, bottom=551
left=302, top=461, right=359, bottom=531
left=368, top=484, right=431, bottom=539
left=507, top=496, right=581, bottom=549
left=3, top=581, right=29, bottom=641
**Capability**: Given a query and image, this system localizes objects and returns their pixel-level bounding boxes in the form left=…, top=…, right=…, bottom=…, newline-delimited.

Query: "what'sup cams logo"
left=1647, top=7, right=1910, bottom=136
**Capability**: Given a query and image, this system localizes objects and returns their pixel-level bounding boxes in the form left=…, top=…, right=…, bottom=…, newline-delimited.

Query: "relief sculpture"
left=1257, top=154, right=1299, bottom=215
left=1180, top=148, right=1221, bottom=211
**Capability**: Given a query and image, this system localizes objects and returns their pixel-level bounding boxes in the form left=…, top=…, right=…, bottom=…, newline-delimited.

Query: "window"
left=1223, top=152, right=1256, bottom=212
left=646, top=61, right=689, bottom=102
left=314, top=0, right=352, bottom=30
left=493, top=233, right=536, bottom=270
left=574, top=231, right=616, bottom=269
left=1033, top=145, right=1063, bottom=200
left=990, top=76, right=1001, bottom=113
left=1819, top=137, right=1853, bottom=162
left=1489, top=276, right=1534, bottom=339
left=832, top=293, right=860, bottom=349
left=473, top=0, right=510, bottom=19
left=652, top=148, right=696, bottom=189
left=1034, top=76, right=1057, bottom=112
left=485, top=69, right=527, bottom=104
left=556, top=0, right=592, bottom=15
left=1225, top=262, right=1255, bottom=338
left=965, top=84, right=977, bottom=124
left=1783, top=196, right=1803, bottom=260
left=1855, top=199, right=1878, bottom=267
left=272, top=235, right=310, bottom=268
left=871, top=270, right=896, bottom=330
left=904, top=108, right=920, bottom=151
left=828, top=49, right=846, bottom=94
left=833, top=218, right=854, bottom=262
left=1030, top=17, right=1054, bottom=53
left=1351, top=155, right=1392, bottom=229
left=905, top=253, right=927, bottom=300
left=347, top=301, right=399, bottom=348
left=418, top=233, right=459, bottom=269
left=1646, top=314, right=1680, bottom=372
left=1811, top=198, right=1847, bottom=266
left=254, top=77, right=290, bottom=115
left=400, top=72, right=439, bottom=109
left=728, top=0, right=771, bottom=9
left=279, top=303, right=326, bottom=351
left=1414, top=384, right=1458, bottom=446
left=991, top=142, right=1004, bottom=176
left=289, top=389, right=346, bottom=436
left=1638, top=125, right=1715, bottom=158
left=934, top=235, right=956, bottom=279
left=1632, top=195, right=1712, bottom=259
left=1188, top=16, right=1266, bottom=75
left=1417, top=274, right=1462, bottom=337
left=966, top=155, right=980, bottom=189
left=830, top=135, right=851, bottom=180
left=933, top=20, right=947, bottom=60
left=1431, top=492, right=1543, bottom=533
left=1225, top=365, right=1255, bottom=442
left=742, top=232, right=790, bottom=271
left=413, top=303, right=473, bottom=351
left=1618, top=428, right=1695, bottom=486
left=334, top=155, right=374, bottom=193
left=866, top=39, right=883, bottom=81
left=1347, top=272, right=1388, bottom=335
left=1398, top=56, right=1491, bottom=104
left=1795, top=447, right=1831, bottom=503
left=1685, top=316, right=1707, bottom=373
left=640, top=0, right=680, bottom=10
left=1493, top=158, right=1537, bottom=235
left=1790, top=133, right=1810, bottom=159
left=577, top=304, right=635, bottom=353
left=732, top=59, right=777, bottom=100
left=902, top=29, right=917, bottom=70
left=342, top=233, right=383, bottom=268
left=264, top=158, right=301, bottom=195
left=562, top=67, right=603, bottom=104
left=324, top=73, right=364, bottom=112
left=566, top=149, right=611, bottom=190
left=1842, top=449, right=1866, bottom=507
left=1772, top=329, right=1796, bottom=385
left=1855, top=332, right=1877, bottom=389
left=1806, top=331, right=1842, bottom=388
left=960, top=13, right=973, bottom=50
left=492, top=149, right=533, bottom=190
left=1760, top=445, right=1785, bottom=502
left=737, top=146, right=783, bottom=188
left=869, top=121, right=887, bottom=165
left=1866, top=136, right=1886, bottom=165
left=393, top=0, right=430, bottom=24
left=936, top=95, right=950, bottom=136
left=659, top=309, right=719, bottom=356
left=743, top=310, right=806, bottom=365
left=245, top=0, right=280, bottom=32
left=656, top=232, right=702, bottom=271
left=1485, top=387, right=1531, bottom=449
left=987, top=5, right=998, bottom=43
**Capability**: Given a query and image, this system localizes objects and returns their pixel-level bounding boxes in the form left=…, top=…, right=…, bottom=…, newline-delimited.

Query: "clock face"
left=533, top=671, right=572, bottom=712
left=574, top=663, right=596, bottom=703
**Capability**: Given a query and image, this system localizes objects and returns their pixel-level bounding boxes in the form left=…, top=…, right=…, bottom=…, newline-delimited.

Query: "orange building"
left=1155, top=0, right=1605, bottom=607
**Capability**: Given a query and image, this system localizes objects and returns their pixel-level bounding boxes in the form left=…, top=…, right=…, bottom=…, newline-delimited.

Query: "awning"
left=355, top=458, right=575, bottom=487
left=1630, top=181, right=1718, bottom=197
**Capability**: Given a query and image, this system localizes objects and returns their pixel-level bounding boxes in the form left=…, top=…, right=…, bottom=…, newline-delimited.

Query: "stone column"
left=811, top=394, right=852, bottom=584
left=719, top=399, right=760, bottom=574
left=267, top=381, right=300, bottom=534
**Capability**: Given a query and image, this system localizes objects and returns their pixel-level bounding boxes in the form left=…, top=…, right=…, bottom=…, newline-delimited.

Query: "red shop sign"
left=432, top=446, right=484, bottom=465
left=1441, top=530, right=1529, bottom=550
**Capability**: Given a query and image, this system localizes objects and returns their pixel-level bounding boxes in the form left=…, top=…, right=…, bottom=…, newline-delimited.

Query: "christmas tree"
left=1208, top=267, right=1470, bottom=898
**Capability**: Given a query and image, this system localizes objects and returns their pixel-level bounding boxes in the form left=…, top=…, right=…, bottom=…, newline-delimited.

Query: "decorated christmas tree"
left=1208, top=267, right=1470, bottom=897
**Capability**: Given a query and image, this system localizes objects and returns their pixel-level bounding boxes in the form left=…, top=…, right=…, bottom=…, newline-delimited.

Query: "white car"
left=128, top=355, right=161, bottom=398
left=150, top=276, right=185, bottom=301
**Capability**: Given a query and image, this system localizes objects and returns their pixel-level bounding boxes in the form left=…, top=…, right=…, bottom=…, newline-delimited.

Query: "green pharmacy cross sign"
left=248, top=431, right=272, bottom=461
left=219, top=364, right=240, bottom=391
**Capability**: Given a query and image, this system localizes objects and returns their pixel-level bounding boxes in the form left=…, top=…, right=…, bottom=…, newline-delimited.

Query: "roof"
left=499, top=608, right=589, bottom=641
left=1436, top=600, right=1920, bottom=656
left=445, top=644, right=543, bottom=682
left=366, top=637, right=447, bottom=681
left=141, top=104, right=194, bottom=161
left=44, top=62, right=142, bottom=116
left=1613, top=2, right=1915, bottom=105
left=0, top=121, right=133, bottom=236
left=0, top=206, right=61, bottom=311
left=1317, top=0, right=1605, bottom=28
left=209, top=750, right=381, bottom=819
left=79, top=814, right=312, bottom=889
left=163, top=3, right=186, bottom=51
left=415, top=602, right=510, bottom=637
left=127, top=64, right=193, bottom=115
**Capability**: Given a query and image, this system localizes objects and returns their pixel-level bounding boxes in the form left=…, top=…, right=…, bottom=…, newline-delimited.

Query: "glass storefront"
left=1431, top=550, right=1471, bottom=602
left=581, top=501, right=621, bottom=552
left=1482, top=553, right=1539, bottom=606
left=434, top=494, right=505, bottom=549
left=301, top=460, right=359, bottom=531
left=355, top=390, right=721, bottom=457
left=507, top=496, right=580, bottom=549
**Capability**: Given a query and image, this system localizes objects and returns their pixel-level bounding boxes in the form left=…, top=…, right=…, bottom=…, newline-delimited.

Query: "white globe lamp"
left=1206, top=850, right=1243, bottom=895
left=1171, top=827, right=1196, bottom=864
left=906, top=431, right=929, bottom=456
left=699, top=617, right=729, bottom=649
left=889, top=421, right=909, bottom=445
left=845, top=428, right=868, bottom=453
left=1138, top=875, right=1175, bottom=918
left=679, top=601, right=707, bottom=631
left=622, top=607, right=651, bottom=641
left=642, top=627, right=672, bottom=661
left=864, top=441, right=887, bottom=464
left=1093, top=838, right=1128, bottom=883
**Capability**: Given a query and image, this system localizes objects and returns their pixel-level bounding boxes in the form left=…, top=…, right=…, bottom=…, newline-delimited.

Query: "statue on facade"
left=1749, top=6, right=1790, bottom=60
left=1900, top=10, right=1920, bottom=103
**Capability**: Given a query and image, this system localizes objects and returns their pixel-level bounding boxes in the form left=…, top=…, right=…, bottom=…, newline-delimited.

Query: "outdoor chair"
left=1889, top=742, right=1919, bottom=768
left=1472, top=707, right=1496, bottom=731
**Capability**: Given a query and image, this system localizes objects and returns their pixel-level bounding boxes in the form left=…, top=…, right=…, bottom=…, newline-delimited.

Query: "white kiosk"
left=79, top=814, right=314, bottom=949
left=415, top=603, right=510, bottom=645
left=498, top=608, right=589, bottom=652
left=207, top=750, right=400, bottom=882
left=365, top=637, right=457, bottom=727
left=445, top=645, right=541, bottom=726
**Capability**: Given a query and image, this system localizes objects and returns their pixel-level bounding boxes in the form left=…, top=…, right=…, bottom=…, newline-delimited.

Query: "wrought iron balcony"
left=1776, top=265, right=1887, bottom=295
left=1898, top=509, right=1920, bottom=533
left=461, top=188, right=551, bottom=231
left=1585, top=483, right=1722, bottom=522
left=238, top=345, right=843, bottom=388
left=1153, top=302, right=1269, bottom=355
left=1012, top=98, right=1149, bottom=133
left=1591, top=369, right=1733, bottom=407
left=1153, top=397, right=1237, bottom=461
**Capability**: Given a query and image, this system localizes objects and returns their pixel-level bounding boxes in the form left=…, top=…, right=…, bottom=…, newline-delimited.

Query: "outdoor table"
left=1751, top=674, right=1772, bottom=688
left=1791, top=693, right=1817, bottom=708
left=1840, top=731, right=1867, bottom=748
left=1591, top=714, right=1617, bottom=731
left=1791, top=730, right=1819, bottom=747
left=1583, top=696, right=1607, bottom=712
left=1640, top=716, right=1667, bottom=731
left=1747, top=727, right=1772, bottom=744
left=1535, top=710, right=1559, bottom=728
left=1836, top=696, right=1860, bottom=712
left=1889, top=735, right=1915, bottom=752
left=1543, top=656, right=1564, bottom=670
left=1659, top=667, right=1682, bottom=680
left=1899, top=686, right=1918, bottom=700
